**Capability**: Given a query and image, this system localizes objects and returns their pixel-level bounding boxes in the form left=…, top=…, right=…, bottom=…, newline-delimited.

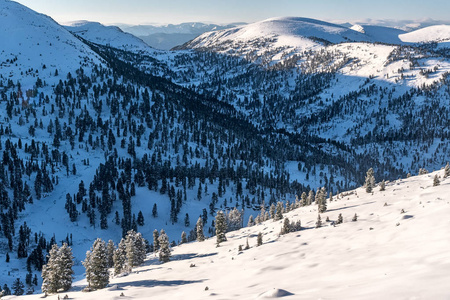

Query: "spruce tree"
left=153, top=229, right=160, bottom=251
left=247, top=215, right=255, bottom=227
left=106, top=240, right=115, bottom=268
left=83, top=238, right=109, bottom=290
left=58, top=243, right=74, bottom=292
left=196, top=217, right=205, bottom=242
left=364, top=168, right=375, bottom=193
left=379, top=180, right=386, bottom=191
left=444, top=162, right=450, bottom=178
left=215, top=210, right=227, bottom=245
left=12, top=278, right=24, bottom=296
left=41, top=244, right=60, bottom=294
left=433, top=174, right=440, bottom=186
left=315, top=214, right=322, bottom=228
left=274, top=202, right=283, bottom=221
left=158, top=230, right=171, bottom=263
left=318, top=187, right=327, bottom=213
left=113, top=239, right=127, bottom=275
left=337, top=213, right=343, bottom=224
left=257, top=232, right=263, bottom=246
left=280, top=217, right=290, bottom=235
left=180, top=231, right=187, bottom=244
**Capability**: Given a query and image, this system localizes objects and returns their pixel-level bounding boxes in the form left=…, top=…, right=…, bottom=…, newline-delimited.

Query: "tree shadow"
left=114, top=278, right=204, bottom=289
left=171, top=252, right=218, bottom=261
left=326, top=201, right=376, bottom=212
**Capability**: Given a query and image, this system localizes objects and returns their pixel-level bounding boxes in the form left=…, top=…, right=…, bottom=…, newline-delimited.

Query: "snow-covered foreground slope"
left=0, top=0, right=104, bottom=87
left=12, top=169, right=450, bottom=300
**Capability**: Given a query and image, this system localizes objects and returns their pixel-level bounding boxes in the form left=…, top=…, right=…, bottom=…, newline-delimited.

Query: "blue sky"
left=14, top=0, right=450, bottom=25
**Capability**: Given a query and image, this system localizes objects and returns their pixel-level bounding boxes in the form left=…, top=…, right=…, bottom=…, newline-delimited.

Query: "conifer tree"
left=257, top=232, right=263, bottom=246
left=274, top=202, right=283, bottom=221
left=215, top=210, right=227, bottom=245
left=364, top=168, right=375, bottom=193
left=106, top=240, right=115, bottom=268
left=444, top=162, right=450, bottom=178
left=83, top=238, right=109, bottom=290
left=300, top=192, right=307, bottom=206
left=180, top=231, right=187, bottom=244
left=379, top=180, right=386, bottom=191
left=315, top=214, right=322, bottom=228
left=337, top=213, right=343, bottom=224
left=433, top=174, right=440, bottom=186
left=280, top=217, right=290, bottom=235
left=318, top=187, right=327, bottom=213
left=41, top=244, right=60, bottom=294
left=58, top=243, right=74, bottom=292
left=12, top=278, right=24, bottom=296
left=158, top=230, right=171, bottom=263
left=196, top=217, right=205, bottom=242
left=247, top=215, right=255, bottom=227
left=153, top=229, right=160, bottom=251
left=113, top=239, right=127, bottom=276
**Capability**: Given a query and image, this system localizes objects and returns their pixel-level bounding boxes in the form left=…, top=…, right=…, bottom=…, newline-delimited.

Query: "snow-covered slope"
left=180, top=17, right=373, bottom=52
left=351, top=24, right=406, bottom=44
left=399, top=24, right=450, bottom=43
left=65, top=21, right=156, bottom=53
left=0, top=0, right=104, bottom=86
left=15, top=169, right=450, bottom=299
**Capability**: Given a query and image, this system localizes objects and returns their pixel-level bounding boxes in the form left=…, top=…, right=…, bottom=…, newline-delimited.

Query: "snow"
left=6, top=169, right=449, bottom=299
left=400, top=25, right=450, bottom=43
left=65, top=21, right=157, bottom=53
left=0, top=0, right=104, bottom=87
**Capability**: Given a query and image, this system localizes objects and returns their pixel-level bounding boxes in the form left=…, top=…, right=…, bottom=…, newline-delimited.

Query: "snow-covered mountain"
left=120, top=22, right=244, bottom=50
left=0, top=0, right=104, bottom=87
left=400, top=24, right=450, bottom=46
left=15, top=169, right=450, bottom=299
left=65, top=21, right=156, bottom=53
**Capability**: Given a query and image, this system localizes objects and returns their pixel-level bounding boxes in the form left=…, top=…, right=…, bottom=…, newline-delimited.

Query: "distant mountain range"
left=119, top=22, right=246, bottom=50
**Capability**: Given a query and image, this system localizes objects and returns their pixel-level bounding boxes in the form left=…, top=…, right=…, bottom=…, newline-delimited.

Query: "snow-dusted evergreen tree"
left=364, top=168, right=376, bottom=193
left=257, top=232, right=263, bottom=246
left=317, top=187, right=327, bottom=213
left=58, top=243, right=74, bottom=292
left=280, top=217, right=290, bottom=235
left=158, top=230, right=171, bottom=263
left=352, top=213, right=358, bottom=222
left=215, top=210, right=227, bottom=245
left=315, top=214, right=322, bottom=228
left=106, top=240, right=115, bottom=268
left=196, top=217, right=205, bottom=242
left=307, top=190, right=314, bottom=205
left=113, top=239, right=127, bottom=275
left=247, top=215, right=255, bottom=227
left=379, top=180, right=386, bottom=191
left=269, top=203, right=276, bottom=219
left=444, top=162, right=450, bottom=178
left=180, top=231, right=187, bottom=244
left=300, top=192, right=307, bottom=206
left=274, top=202, right=283, bottom=221
left=227, top=207, right=243, bottom=231
left=83, top=238, right=109, bottom=291
left=12, top=278, right=24, bottom=296
left=337, top=213, right=343, bottom=224
left=41, top=243, right=73, bottom=294
left=433, top=174, right=440, bottom=186
left=41, top=244, right=59, bottom=294
left=153, top=229, right=160, bottom=251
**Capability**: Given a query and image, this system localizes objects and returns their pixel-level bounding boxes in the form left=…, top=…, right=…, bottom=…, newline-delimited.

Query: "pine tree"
left=247, top=215, right=255, bottom=227
left=433, top=174, right=440, bottom=186
left=444, top=162, right=450, bottom=178
left=12, top=278, right=24, bottom=296
left=274, top=202, right=283, bottom=221
left=352, top=213, right=358, bottom=222
left=379, top=180, right=386, bottom=191
left=113, top=239, right=127, bottom=275
left=83, top=238, right=109, bottom=290
left=215, top=210, right=227, bottom=245
left=337, top=213, right=343, bottom=224
left=257, top=232, right=263, bottom=246
left=153, top=229, right=160, bottom=251
left=180, top=231, right=187, bottom=244
left=318, top=187, right=327, bottom=213
left=280, top=217, right=290, bottom=235
left=315, top=214, right=322, bottom=228
left=41, top=244, right=60, bottom=294
left=158, top=230, right=171, bottom=263
left=196, top=217, right=205, bottom=242
left=300, top=192, right=307, bottom=206
left=106, top=240, right=115, bottom=268
left=58, top=243, right=74, bottom=292
left=364, top=168, right=375, bottom=193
